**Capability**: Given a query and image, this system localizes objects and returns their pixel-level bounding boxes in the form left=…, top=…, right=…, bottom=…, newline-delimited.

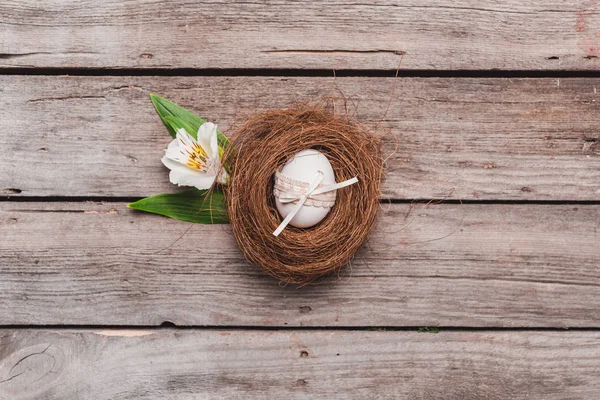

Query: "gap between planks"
left=2, top=325, right=600, bottom=332
left=2, top=68, right=600, bottom=78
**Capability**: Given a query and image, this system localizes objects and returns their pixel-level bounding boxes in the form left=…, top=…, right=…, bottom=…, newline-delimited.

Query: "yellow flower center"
left=180, top=139, right=208, bottom=171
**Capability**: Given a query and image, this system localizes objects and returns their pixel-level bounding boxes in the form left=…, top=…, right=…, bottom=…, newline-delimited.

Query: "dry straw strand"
left=224, top=101, right=383, bottom=286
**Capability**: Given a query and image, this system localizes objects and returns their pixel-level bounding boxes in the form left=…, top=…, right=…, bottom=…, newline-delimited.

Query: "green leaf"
left=162, top=116, right=197, bottom=139
left=128, top=189, right=229, bottom=224
left=149, top=94, right=230, bottom=149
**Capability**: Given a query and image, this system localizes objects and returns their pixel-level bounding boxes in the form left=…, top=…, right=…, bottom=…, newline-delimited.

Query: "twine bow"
left=273, top=171, right=359, bottom=237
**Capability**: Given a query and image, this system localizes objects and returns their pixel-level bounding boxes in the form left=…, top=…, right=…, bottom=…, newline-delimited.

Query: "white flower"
left=161, top=122, right=228, bottom=190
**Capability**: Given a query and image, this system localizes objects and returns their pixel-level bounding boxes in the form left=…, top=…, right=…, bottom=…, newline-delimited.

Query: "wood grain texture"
left=2, top=201, right=599, bottom=327
left=1, top=329, right=600, bottom=399
left=1, top=0, right=600, bottom=70
left=1, top=76, right=599, bottom=200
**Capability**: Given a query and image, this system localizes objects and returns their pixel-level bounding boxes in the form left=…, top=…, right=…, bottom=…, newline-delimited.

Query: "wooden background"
left=1, top=1, right=600, bottom=398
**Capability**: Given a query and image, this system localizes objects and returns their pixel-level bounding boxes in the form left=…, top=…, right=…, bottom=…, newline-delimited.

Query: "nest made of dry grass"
left=224, top=103, right=383, bottom=286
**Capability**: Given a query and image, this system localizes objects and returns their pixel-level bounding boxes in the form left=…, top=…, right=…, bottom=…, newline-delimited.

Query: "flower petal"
left=161, top=155, right=187, bottom=172
left=162, top=155, right=216, bottom=190
left=164, top=138, right=185, bottom=163
left=175, top=128, right=195, bottom=145
left=197, top=122, right=217, bottom=158
left=169, top=168, right=216, bottom=190
left=218, top=168, right=229, bottom=185
left=167, top=138, right=179, bottom=151
left=210, top=125, right=219, bottom=158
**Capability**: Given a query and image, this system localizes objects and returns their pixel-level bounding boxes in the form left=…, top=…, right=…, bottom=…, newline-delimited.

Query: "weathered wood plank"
left=1, top=0, right=600, bottom=70
left=2, top=201, right=599, bottom=327
left=1, top=329, right=600, bottom=399
left=1, top=76, right=599, bottom=200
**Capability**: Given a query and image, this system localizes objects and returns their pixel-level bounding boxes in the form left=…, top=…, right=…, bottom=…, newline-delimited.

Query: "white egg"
left=275, top=149, right=336, bottom=228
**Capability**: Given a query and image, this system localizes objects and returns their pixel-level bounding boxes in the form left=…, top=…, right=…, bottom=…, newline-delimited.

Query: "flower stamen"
left=185, top=143, right=209, bottom=171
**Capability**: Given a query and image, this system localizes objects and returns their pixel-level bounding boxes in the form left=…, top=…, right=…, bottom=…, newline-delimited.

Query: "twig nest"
left=224, top=104, right=383, bottom=285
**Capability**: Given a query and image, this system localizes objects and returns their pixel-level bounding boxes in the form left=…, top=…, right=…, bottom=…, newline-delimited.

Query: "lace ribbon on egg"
left=274, top=171, right=337, bottom=207
left=272, top=171, right=359, bottom=237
